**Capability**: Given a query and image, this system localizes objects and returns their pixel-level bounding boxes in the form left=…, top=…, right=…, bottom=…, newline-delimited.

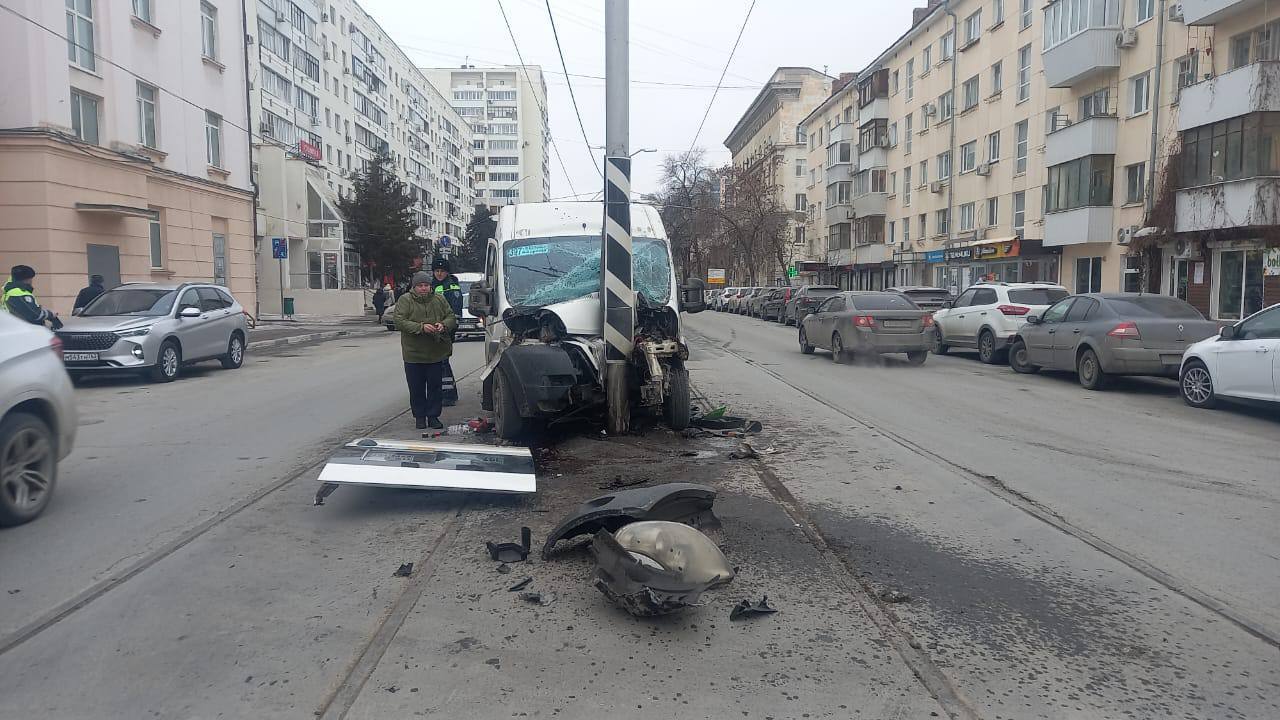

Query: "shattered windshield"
left=503, top=235, right=672, bottom=308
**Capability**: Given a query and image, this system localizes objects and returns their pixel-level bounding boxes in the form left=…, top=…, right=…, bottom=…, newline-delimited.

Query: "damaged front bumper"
left=592, top=521, right=735, bottom=616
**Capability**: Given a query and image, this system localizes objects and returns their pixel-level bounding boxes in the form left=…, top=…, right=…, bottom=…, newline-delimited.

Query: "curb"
left=247, top=327, right=386, bottom=351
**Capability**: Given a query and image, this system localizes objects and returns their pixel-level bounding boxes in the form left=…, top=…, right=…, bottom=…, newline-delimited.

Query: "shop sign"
left=298, top=140, right=322, bottom=162
left=707, top=268, right=727, bottom=285
left=945, top=238, right=1021, bottom=263
left=924, top=250, right=945, bottom=263
left=1266, top=248, right=1280, bottom=277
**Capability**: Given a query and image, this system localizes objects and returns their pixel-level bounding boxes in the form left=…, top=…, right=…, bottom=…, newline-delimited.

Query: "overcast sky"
left=360, top=0, right=918, bottom=199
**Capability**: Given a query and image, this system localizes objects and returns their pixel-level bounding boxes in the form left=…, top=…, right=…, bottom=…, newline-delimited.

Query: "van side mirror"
left=468, top=285, right=494, bottom=318
left=680, top=278, right=707, bottom=314
left=1219, top=324, right=1237, bottom=340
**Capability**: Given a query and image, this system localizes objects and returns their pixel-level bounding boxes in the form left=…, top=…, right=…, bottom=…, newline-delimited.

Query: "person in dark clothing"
left=74, top=275, right=105, bottom=313
left=393, top=271, right=457, bottom=429
left=372, top=283, right=389, bottom=323
left=431, top=258, right=464, bottom=406
left=3, top=265, right=61, bottom=328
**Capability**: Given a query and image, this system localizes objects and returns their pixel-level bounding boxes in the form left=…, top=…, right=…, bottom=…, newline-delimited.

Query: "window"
left=1180, top=113, right=1280, bottom=187
left=65, top=0, right=95, bottom=71
left=795, top=193, right=807, bottom=212
left=200, top=2, right=218, bottom=60
left=919, top=160, right=928, bottom=185
left=993, top=0, right=1005, bottom=26
left=972, top=289, right=999, bottom=306
left=903, top=216, right=911, bottom=244
left=923, top=46, right=933, bottom=70
left=959, top=202, right=976, bottom=231
left=1041, top=298, right=1074, bottom=323
left=1175, top=53, right=1199, bottom=92
left=258, top=20, right=289, bottom=61
left=906, top=59, right=915, bottom=100
left=1237, top=305, right=1280, bottom=339
left=939, top=91, right=954, bottom=121
left=295, top=49, right=320, bottom=82
left=1065, top=297, right=1098, bottom=321
left=1017, top=45, right=1032, bottom=102
left=1020, top=0, right=1033, bottom=29
left=940, top=32, right=954, bottom=60
left=149, top=213, right=164, bottom=268
left=1079, top=87, right=1111, bottom=119
left=136, top=82, right=158, bottom=148
left=1046, top=155, right=1115, bottom=212
left=795, top=226, right=806, bottom=247
left=964, top=12, right=982, bottom=45
left=889, top=122, right=899, bottom=147
left=987, top=196, right=999, bottom=226
left=1229, top=20, right=1280, bottom=70
left=962, top=76, right=979, bottom=111
left=889, top=171, right=898, bottom=194
left=1044, top=0, right=1121, bottom=48
left=903, top=167, right=912, bottom=205
left=960, top=142, right=977, bottom=173
left=987, top=131, right=1000, bottom=161
left=133, top=0, right=151, bottom=23
left=1136, top=0, right=1154, bottom=23
left=1125, top=162, right=1145, bottom=203
left=795, top=125, right=806, bottom=143
left=888, top=221, right=896, bottom=245
left=295, top=87, right=319, bottom=120
left=205, top=111, right=222, bottom=167
left=904, top=114, right=913, bottom=153
left=937, top=151, right=952, bottom=179
left=989, top=61, right=1003, bottom=98
left=1216, top=249, right=1266, bottom=320
left=1014, top=120, right=1029, bottom=174
left=919, top=213, right=927, bottom=239
left=859, top=119, right=888, bottom=152
left=1012, top=191, right=1026, bottom=234
left=1130, top=72, right=1150, bottom=115
left=936, top=209, right=950, bottom=235
left=69, top=89, right=99, bottom=144
left=1046, top=105, right=1063, bottom=134
left=892, top=70, right=900, bottom=94
left=795, top=158, right=806, bottom=177
left=1075, top=257, right=1103, bottom=293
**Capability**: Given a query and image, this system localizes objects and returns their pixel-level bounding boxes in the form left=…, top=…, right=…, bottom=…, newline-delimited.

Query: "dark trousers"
left=441, top=329, right=458, bottom=401
left=404, top=361, right=445, bottom=420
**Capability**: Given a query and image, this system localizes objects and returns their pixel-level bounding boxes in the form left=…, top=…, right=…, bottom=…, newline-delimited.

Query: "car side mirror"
left=942, top=300, right=954, bottom=309
left=1025, top=314, right=1042, bottom=325
left=468, top=285, right=494, bottom=318
left=179, top=307, right=202, bottom=318
left=680, top=278, right=707, bottom=314
left=1219, top=324, right=1237, bottom=340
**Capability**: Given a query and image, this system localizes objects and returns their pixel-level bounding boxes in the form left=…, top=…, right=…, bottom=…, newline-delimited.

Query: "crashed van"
left=467, top=202, right=706, bottom=439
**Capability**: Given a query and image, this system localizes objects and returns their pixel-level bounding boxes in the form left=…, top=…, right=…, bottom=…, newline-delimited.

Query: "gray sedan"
left=1008, top=293, right=1219, bottom=390
left=799, top=291, right=934, bottom=365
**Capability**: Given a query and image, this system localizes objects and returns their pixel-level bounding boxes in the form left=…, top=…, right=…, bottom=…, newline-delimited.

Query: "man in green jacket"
left=394, top=271, right=458, bottom=429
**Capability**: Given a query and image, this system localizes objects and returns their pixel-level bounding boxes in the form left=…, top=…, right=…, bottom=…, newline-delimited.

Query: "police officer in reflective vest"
left=431, top=258, right=463, bottom=406
left=3, top=265, right=61, bottom=329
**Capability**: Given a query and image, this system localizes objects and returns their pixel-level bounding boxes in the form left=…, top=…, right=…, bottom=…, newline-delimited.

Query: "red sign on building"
left=298, top=139, right=322, bottom=162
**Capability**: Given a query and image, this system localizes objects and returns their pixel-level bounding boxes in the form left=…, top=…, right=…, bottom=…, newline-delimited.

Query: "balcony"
left=1176, top=178, right=1280, bottom=233
left=1045, top=114, right=1118, bottom=166
left=827, top=248, right=854, bottom=267
left=1182, top=0, right=1267, bottom=25
left=1177, top=62, right=1280, bottom=131
left=852, top=191, right=887, bottom=218
left=1043, top=206, right=1114, bottom=247
left=829, top=122, right=855, bottom=143
left=1043, top=29, right=1120, bottom=87
left=859, top=146, right=888, bottom=168
left=826, top=162, right=855, bottom=182
left=861, top=97, right=889, bottom=121
left=825, top=203, right=853, bottom=226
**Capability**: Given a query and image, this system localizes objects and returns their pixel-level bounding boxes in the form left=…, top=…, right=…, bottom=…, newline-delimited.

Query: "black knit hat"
left=10, top=265, right=35, bottom=282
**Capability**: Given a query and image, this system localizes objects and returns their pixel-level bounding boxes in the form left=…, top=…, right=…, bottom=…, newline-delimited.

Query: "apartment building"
left=422, top=66, right=552, bottom=212
left=249, top=0, right=474, bottom=316
left=866, top=0, right=1064, bottom=295
left=724, top=67, right=834, bottom=285
left=0, top=0, right=255, bottom=314
left=798, top=74, right=859, bottom=287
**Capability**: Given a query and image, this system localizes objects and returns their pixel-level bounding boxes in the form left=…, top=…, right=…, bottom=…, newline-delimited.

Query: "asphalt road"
left=684, top=310, right=1280, bottom=718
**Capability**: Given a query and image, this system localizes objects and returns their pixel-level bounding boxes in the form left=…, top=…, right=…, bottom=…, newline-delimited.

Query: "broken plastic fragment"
left=518, top=591, right=556, bottom=606
left=542, top=483, right=719, bottom=560
left=487, top=527, right=532, bottom=563
left=729, top=595, right=778, bottom=620
left=592, top=521, right=735, bottom=617
left=508, top=577, right=533, bottom=592
left=394, top=563, right=414, bottom=577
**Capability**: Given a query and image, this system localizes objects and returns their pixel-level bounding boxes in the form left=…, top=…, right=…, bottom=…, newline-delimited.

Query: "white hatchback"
left=932, top=282, right=1070, bottom=364
left=1180, top=303, right=1280, bottom=409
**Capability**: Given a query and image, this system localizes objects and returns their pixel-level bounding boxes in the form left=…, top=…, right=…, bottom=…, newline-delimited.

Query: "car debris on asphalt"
left=518, top=591, right=556, bottom=606
left=729, top=595, right=778, bottom=620
left=591, top=521, right=736, bottom=617
left=507, top=577, right=533, bottom=592
left=393, top=563, right=413, bottom=577
left=729, top=441, right=759, bottom=460
left=314, top=438, right=536, bottom=504
left=486, top=527, right=532, bottom=563
left=541, top=483, right=719, bottom=559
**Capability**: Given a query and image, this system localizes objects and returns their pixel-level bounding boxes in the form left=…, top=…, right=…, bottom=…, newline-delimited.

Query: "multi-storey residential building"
left=798, top=74, right=859, bottom=287
left=422, top=66, right=551, bottom=212
left=725, top=67, right=834, bottom=285
left=0, top=0, right=255, bottom=314
left=870, top=0, right=1064, bottom=295
left=248, top=0, right=474, bottom=316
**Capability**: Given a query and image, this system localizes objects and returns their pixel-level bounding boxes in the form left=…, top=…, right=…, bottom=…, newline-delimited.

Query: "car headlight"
left=116, top=326, right=152, bottom=338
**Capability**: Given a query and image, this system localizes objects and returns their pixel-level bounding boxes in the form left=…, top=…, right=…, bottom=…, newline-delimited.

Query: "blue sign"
left=439, top=235, right=452, bottom=248
left=271, top=237, right=288, bottom=259
left=924, top=250, right=945, bottom=263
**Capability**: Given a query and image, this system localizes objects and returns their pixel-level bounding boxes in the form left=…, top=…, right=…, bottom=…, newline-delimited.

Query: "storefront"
left=1158, top=238, right=1280, bottom=321
left=930, top=238, right=1060, bottom=295
left=890, top=251, right=926, bottom=288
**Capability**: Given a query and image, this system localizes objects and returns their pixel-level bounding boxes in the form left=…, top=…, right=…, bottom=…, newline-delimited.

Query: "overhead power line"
left=495, top=0, right=579, bottom=198
left=545, top=0, right=602, bottom=179
left=688, top=0, right=757, bottom=154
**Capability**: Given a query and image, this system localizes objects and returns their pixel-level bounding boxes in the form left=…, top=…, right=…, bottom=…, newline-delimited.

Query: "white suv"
left=932, top=282, right=1070, bottom=364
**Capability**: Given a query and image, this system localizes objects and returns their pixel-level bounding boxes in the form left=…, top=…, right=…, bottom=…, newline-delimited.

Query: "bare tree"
left=713, top=151, right=795, bottom=284
left=645, top=150, right=720, bottom=282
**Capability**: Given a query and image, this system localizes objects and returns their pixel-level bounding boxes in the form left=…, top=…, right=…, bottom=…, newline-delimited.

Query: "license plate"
left=63, top=352, right=99, bottom=362
left=883, top=320, right=913, bottom=328
left=1161, top=354, right=1182, bottom=365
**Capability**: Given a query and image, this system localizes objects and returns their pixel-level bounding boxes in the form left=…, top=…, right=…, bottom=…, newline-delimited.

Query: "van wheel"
left=150, top=341, right=181, bottom=383
left=664, top=365, right=691, bottom=430
left=0, top=412, right=57, bottom=527
left=493, top=368, right=529, bottom=440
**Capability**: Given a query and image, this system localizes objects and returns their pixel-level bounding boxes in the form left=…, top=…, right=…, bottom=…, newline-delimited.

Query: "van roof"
left=497, top=202, right=667, bottom=241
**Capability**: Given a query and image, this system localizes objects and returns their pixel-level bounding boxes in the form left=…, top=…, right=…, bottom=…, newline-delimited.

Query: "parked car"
left=887, top=286, right=952, bottom=312
left=0, top=313, right=77, bottom=526
left=57, top=282, right=250, bottom=383
left=713, top=287, right=739, bottom=312
left=932, top=282, right=1069, bottom=364
left=1008, top=293, right=1218, bottom=390
left=783, top=285, right=840, bottom=326
left=726, top=287, right=753, bottom=314
left=798, top=291, right=934, bottom=365
left=747, top=287, right=777, bottom=318
left=759, top=287, right=793, bottom=322
left=1180, top=303, right=1280, bottom=409
left=739, top=287, right=768, bottom=315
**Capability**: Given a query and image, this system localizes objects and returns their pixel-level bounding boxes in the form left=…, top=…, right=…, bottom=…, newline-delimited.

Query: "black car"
left=887, top=286, right=952, bottom=312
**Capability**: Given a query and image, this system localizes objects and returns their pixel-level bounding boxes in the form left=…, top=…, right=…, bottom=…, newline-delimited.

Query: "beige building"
left=0, top=0, right=255, bottom=315
left=724, top=67, right=834, bottom=285
left=798, top=74, right=860, bottom=287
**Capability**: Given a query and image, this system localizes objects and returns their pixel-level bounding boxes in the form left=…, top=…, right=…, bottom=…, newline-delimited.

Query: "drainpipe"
left=1145, top=0, right=1168, bottom=220
left=240, top=0, right=260, bottom=318
left=944, top=1, right=958, bottom=255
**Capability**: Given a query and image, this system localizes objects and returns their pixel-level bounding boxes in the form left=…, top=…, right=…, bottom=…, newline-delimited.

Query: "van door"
left=484, top=241, right=501, bottom=363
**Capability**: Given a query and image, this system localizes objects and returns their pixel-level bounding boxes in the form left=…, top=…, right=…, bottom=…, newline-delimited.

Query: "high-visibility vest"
left=1, top=283, right=34, bottom=313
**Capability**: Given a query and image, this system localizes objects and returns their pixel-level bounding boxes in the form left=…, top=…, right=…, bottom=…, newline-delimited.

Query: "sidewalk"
left=248, top=316, right=389, bottom=349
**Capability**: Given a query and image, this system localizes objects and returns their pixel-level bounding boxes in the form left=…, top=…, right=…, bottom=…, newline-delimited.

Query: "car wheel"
left=1181, top=361, right=1217, bottom=409
left=831, top=332, right=848, bottom=364
left=1076, top=347, right=1110, bottom=390
left=932, top=327, right=950, bottom=355
left=0, top=412, right=57, bottom=527
left=664, top=365, right=691, bottom=430
left=150, top=340, right=181, bottom=383
left=220, top=332, right=245, bottom=370
left=906, top=351, right=928, bottom=366
left=978, top=329, right=1003, bottom=364
left=799, top=326, right=814, bottom=355
left=493, top=368, right=530, bottom=440
left=1009, top=339, right=1041, bottom=374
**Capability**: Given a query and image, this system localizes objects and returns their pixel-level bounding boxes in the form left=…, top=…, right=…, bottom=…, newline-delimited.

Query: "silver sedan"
left=798, top=291, right=934, bottom=365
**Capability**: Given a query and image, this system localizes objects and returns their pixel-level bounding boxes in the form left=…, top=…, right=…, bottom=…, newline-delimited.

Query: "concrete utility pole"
left=602, top=0, right=633, bottom=435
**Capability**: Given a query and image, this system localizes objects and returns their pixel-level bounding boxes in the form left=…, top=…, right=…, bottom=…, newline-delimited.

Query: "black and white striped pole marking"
left=602, top=0, right=632, bottom=435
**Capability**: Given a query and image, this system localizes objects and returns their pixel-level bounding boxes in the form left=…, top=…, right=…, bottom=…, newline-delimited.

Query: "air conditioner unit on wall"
left=1168, top=3, right=1184, bottom=22
left=1116, top=225, right=1137, bottom=245
left=276, top=12, right=288, bottom=23
left=1173, top=238, right=1201, bottom=259
left=929, top=180, right=942, bottom=193
left=1117, top=27, right=1138, bottom=48
left=924, top=103, right=937, bottom=116
left=975, top=162, right=991, bottom=176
